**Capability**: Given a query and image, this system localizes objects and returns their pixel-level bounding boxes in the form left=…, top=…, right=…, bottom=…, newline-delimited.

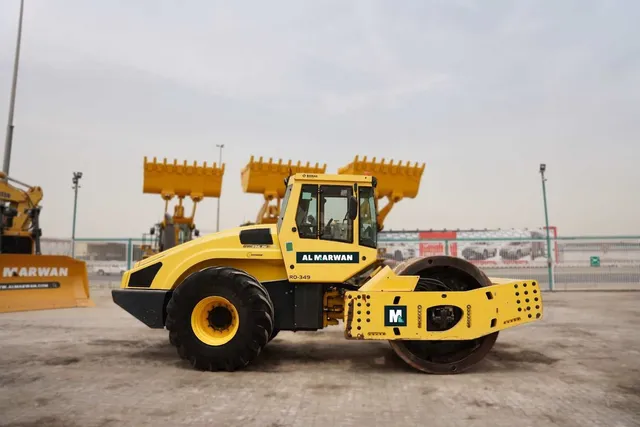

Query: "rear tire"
left=165, top=266, right=274, bottom=371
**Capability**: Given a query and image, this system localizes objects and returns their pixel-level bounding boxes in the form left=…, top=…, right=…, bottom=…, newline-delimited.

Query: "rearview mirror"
left=348, top=196, right=358, bottom=220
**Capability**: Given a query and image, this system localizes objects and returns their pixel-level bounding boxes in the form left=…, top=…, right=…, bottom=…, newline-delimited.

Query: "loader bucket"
left=241, top=156, right=327, bottom=223
left=0, top=254, right=94, bottom=313
left=143, top=157, right=225, bottom=199
left=338, top=155, right=425, bottom=200
left=338, top=155, right=426, bottom=229
left=241, top=156, right=327, bottom=198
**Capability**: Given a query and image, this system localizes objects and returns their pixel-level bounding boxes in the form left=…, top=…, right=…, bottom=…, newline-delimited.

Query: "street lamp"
left=2, top=0, right=25, bottom=177
left=216, top=144, right=224, bottom=232
left=539, top=163, right=554, bottom=291
left=71, top=171, right=83, bottom=257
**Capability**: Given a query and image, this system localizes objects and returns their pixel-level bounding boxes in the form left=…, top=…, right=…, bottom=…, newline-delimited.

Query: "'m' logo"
left=384, top=305, right=407, bottom=327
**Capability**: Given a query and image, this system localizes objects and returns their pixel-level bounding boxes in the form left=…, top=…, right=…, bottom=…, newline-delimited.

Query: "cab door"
left=278, top=180, right=378, bottom=283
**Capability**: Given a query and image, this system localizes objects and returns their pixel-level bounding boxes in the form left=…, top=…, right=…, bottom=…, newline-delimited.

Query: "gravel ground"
left=0, top=289, right=639, bottom=427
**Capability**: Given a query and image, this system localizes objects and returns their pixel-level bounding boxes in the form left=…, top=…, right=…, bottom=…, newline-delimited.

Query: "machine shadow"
left=126, top=334, right=554, bottom=375
left=246, top=339, right=414, bottom=373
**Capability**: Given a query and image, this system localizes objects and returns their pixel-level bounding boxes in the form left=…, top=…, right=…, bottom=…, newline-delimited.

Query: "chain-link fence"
left=43, top=233, right=640, bottom=290
left=378, top=234, right=640, bottom=291
left=62, top=238, right=148, bottom=282
left=40, top=238, right=73, bottom=257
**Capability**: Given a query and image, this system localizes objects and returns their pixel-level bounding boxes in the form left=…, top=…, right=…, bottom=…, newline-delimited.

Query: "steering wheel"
left=363, top=226, right=373, bottom=240
left=322, top=218, right=334, bottom=237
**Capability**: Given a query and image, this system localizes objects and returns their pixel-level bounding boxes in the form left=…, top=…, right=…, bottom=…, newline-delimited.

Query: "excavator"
left=140, top=157, right=225, bottom=258
left=0, top=172, right=93, bottom=313
left=240, top=155, right=425, bottom=260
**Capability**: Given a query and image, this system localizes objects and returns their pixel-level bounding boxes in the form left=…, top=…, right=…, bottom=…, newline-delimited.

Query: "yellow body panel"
left=276, top=174, right=378, bottom=283
left=122, top=224, right=288, bottom=290
left=358, top=265, right=419, bottom=292
left=0, top=254, right=94, bottom=313
left=344, top=279, right=542, bottom=340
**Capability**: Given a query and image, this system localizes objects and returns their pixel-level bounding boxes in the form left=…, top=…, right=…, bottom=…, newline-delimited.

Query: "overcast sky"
left=1, top=0, right=638, bottom=239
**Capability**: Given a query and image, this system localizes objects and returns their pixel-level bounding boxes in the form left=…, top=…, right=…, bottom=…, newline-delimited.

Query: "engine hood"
left=134, top=224, right=279, bottom=269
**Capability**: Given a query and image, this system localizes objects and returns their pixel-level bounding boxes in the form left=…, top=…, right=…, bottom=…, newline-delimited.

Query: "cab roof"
left=288, top=172, right=374, bottom=185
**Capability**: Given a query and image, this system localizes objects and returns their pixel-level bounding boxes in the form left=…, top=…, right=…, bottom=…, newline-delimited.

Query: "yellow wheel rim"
left=191, top=296, right=240, bottom=346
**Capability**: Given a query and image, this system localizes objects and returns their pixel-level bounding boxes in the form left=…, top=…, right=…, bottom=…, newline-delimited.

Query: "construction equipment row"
left=142, top=154, right=426, bottom=257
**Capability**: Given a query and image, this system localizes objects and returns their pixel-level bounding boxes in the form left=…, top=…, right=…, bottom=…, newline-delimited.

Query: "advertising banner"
left=377, top=232, right=420, bottom=262
left=419, top=231, right=457, bottom=257
left=379, top=227, right=559, bottom=267
left=456, top=228, right=558, bottom=267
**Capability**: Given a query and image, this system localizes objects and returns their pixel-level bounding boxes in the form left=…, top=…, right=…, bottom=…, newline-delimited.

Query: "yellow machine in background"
left=338, top=155, right=425, bottom=232
left=241, top=156, right=326, bottom=224
left=0, top=172, right=93, bottom=313
left=337, top=155, right=426, bottom=261
left=240, top=155, right=426, bottom=231
left=141, top=157, right=225, bottom=257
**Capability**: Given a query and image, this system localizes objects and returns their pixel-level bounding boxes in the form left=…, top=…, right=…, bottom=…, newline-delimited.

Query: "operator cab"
left=0, top=204, right=42, bottom=255
left=276, top=173, right=379, bottom=283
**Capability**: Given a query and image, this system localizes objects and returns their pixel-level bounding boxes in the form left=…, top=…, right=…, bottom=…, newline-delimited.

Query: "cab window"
left=319, top=185, right=353, bottom=243
left=359, top=186, right=377, bottom=248
left=296, top=184, right=318, bottom=238
left=277, top=184, right=292, bottom=232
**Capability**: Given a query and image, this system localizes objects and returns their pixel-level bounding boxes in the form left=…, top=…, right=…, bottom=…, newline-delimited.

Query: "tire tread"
left=165, top=266, right=274, bottom=371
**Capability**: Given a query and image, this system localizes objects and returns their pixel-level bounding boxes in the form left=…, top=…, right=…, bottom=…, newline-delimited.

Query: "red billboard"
left=419, top=231, right=457, bottom=257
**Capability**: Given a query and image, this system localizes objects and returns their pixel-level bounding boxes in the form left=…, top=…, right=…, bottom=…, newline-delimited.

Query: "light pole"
left=216, top=144, right=224, bottom=232
left=71, top=171, right=83, bottom=257
left=539, top=163, right=554, bottom=291
left=2, top=0, right=25, bottom=177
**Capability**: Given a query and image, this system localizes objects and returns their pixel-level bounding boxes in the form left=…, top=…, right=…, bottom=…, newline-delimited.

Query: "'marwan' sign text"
left=296, top=252, right=359, bottom=263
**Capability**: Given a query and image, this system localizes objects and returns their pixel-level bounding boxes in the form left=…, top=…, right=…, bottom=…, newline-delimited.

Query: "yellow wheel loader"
left=140, top=157, right=225, bottom=258
left=0, top=172, right=93, bottom=313
left=113, top=171, right=543, bottom=374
